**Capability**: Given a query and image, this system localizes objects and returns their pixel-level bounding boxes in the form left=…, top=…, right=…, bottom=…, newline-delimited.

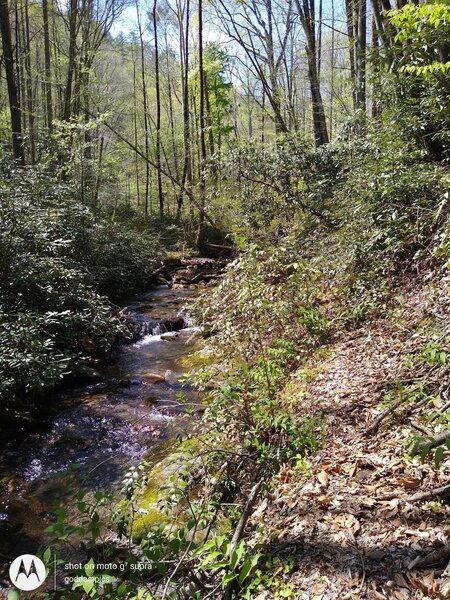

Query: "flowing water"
left=0, top=285, right=204, bottom=591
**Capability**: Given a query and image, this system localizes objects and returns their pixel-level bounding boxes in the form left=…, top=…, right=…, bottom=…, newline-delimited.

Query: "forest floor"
left=250, top=275, right=450, bottom=599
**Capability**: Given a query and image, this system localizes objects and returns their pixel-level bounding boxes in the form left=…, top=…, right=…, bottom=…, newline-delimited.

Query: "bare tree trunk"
left=132, top=50, right=141, bottom=208
left=295, top=0, right=329, bottom=147
left=136, top=0, right=150, bottom=216
left=317, top=0, right=323, bottom=77
left=23, top=0, right=35, bottom=163
left=164, top=28, right=179, bottom=181
left=64, top=0, right=78, bottom=120
left=176, top=0, right=191, bottom=220
left=0, top=0, right=24, bottom=163
left=153, top=0, right=164, bottom=217
left=355, top=0, right=366, bottom=113
left=42, top=0, right=53, bottom=132
left=196, top=0, right=207, bottom=250
left=330, top=0, right=335, bottom=139
left=345, top=0, right=357, bottom=108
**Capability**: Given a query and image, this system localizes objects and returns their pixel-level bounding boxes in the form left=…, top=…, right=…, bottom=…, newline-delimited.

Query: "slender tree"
left=42, top=0, right=53, bottom=132
left=153, top=0, right=164, bottom=217
left=294, top=0, right=329, bottom=146
left=0, top=0, right=25, bottom=163
left=135, top=0, right=150, bottom=216
left=196, top=0, right=207, bottom=249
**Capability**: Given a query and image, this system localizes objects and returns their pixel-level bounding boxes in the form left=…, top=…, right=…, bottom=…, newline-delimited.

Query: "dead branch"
left=376, top=482, right=450, bottom=503
left=224, top=480, right=263, bottom=600
left=230, top=480, right=263, bottom=555
left=408, top=542, right=450, bottom=570
left=411, top=430, right=450, bottom=456
left=365, top=397, right=405, bottom=435
left=181, top=480, right=263, bottom=599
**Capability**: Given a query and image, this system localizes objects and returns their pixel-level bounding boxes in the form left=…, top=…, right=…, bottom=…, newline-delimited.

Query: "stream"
left=0, top=283, right=205, bottom=593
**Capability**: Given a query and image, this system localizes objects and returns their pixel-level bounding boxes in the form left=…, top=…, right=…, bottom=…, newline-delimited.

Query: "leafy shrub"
left=0, top=161, right=161, bottom=406
left=225, top=137, right=339, bottom=230
left=382, top=2, right=450, bottom=161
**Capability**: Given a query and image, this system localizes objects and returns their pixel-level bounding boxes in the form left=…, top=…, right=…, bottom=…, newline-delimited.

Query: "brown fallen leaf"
left=408, top=571, right=440, bottom=596
left=398, top=476, right=421, bottom=489
left=378, top=498, right=400, bottom=517
left=318, top=471, right=329, bottom=486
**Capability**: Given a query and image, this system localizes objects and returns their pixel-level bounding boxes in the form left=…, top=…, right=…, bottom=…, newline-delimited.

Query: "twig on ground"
left=376, top=482, right=450, bottom=503
left=365, top=397, right=405, bottom=435
left=408, top=543, right=450, bottom=570
left=411, top=430, right=450, bottom=456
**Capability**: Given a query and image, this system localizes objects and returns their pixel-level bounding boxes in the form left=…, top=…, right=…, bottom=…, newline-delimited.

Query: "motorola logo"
left=9, top=554, right=47, bottom=591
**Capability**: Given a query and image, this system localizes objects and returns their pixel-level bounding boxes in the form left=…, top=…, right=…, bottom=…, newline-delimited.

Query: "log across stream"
left=0, top=284, right=205, bottom=591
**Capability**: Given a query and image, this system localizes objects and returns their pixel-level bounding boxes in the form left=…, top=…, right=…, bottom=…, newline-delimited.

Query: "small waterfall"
left=151, top=323, right=167, bottom=336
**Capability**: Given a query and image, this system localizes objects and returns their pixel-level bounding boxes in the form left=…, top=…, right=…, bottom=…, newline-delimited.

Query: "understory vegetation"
left=0, top=155, right=162, bottom=410
left=40, top=38, right=450, bottom=600
left=39, top=122, right=450, bottom=597
left=1, top=0, right=449, bottom=597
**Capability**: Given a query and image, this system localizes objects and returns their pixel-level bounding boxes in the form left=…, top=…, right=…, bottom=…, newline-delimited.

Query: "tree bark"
left=355, top=0, right=367, bottom=113
left=0, top=0, right=25, bottom=163
left=153, top=0, right=164, bottom=217
left=196, top=0, right=207, bottom=250
left=136, top=0, right=150, bottom=216
left=176, top=0, right=192, bottom=220
left=42, top=0, right=53, bottom=132
left=295, top=0, right=329, bottom=147
left=63, top=0, right=78, bottom=121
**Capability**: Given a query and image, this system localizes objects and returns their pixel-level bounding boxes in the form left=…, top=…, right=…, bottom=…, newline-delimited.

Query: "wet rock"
left=53, top=424, right=100, bottom=449
left=173, top=268, right=193, bottom=283
left=74, top=365, right=102, bottom=381
left=142, top=373, right=165, bottom=384
left=164, top=370, right=179, bottom=386
left=160, top=332, right=178, bottom=341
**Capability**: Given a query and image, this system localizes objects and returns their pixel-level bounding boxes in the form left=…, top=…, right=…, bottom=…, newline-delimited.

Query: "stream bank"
left=0, top=258, right=223, bottom=595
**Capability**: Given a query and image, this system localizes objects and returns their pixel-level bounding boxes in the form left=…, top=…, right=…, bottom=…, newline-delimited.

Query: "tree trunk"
left=295, top=0, right=329, bottom=147
left=136, top=0, right=150, bottom=216
left=176, top=0, right=192, bottom=220
left=63, top=0, right=78, bottom=121
left=42, top=0, right=53, bottom=132
left=153, top=0, right=164, bottom=218
left=355, top=0, right=367, bottom=113
left=345, top=0, right=357, bottom=107
left=23, top=0, right=35, bottom=163
left=196, top=0, right=207, bottom=250
left=0, top=0, right=24, bottom=163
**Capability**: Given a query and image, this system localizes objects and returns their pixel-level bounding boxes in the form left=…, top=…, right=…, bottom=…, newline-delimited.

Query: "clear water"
left=0, top=285, right=203, bottom=586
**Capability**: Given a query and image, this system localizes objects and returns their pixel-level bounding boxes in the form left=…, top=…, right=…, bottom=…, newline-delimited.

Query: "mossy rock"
left=181, top=349, right=215, bottom=369
left=164, top=252, right=183, bottom=269
left=129, top=437, right=204, bottom=541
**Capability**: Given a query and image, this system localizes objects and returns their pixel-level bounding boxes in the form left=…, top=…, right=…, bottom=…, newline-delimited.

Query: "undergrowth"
left=36, top=121, right=450, bottom=599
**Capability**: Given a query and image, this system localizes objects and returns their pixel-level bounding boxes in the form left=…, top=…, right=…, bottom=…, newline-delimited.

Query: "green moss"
left=130, top=436, right=205, bottom=541
left=180, top=348, right=215, bottom=369
left=164, top=251, right=183, bottom=269
left=131, top=464, right=169, bottom=539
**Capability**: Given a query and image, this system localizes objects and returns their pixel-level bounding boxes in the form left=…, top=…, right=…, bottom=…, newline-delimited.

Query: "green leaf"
left=83, top=579, right=94, bottom=594
left=222, top=572, right=238, bottom=587
left=420, top=444, right=431, bottom=462
left=238, top=554, right=261, bottom=584
left=435, top=446, right=445, bottom=468
left=85, top=558, right=95, bottom=577
left=43, top=547, right=52, bottom=564
left=200, top=550, right=222, bottom=567
left=230, top=539, right=246, bottom=570
left=7, top=590, right=20, bottom=600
